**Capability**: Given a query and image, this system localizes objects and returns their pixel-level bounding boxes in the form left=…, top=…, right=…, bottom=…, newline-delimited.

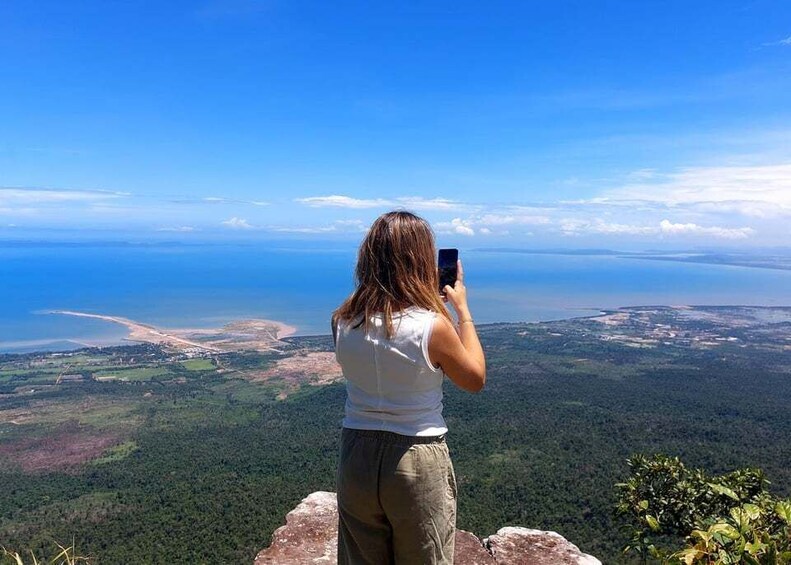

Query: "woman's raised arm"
left=428, top=260, right=486, bottom=393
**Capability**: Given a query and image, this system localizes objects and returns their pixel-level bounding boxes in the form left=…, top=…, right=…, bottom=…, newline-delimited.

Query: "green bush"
left=616, top=454, right=791, bottom=564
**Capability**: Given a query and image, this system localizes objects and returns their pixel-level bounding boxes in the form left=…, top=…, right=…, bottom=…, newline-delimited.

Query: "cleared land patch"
left=0, top=423, right=123, bottom=473
left=247, top=351, right=342, bottom=398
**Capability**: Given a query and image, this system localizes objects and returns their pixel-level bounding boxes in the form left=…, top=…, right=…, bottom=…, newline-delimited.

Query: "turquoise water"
left=1, top=243, right=789, bottom=353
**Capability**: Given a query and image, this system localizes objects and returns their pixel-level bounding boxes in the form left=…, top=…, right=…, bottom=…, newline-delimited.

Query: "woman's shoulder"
left=397, top=305, right=438, bottom=318
left=334, top=307, right=439, bottom=336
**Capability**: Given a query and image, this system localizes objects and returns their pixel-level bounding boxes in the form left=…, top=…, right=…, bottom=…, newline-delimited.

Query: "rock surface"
left=484, top=527, right=602, bottom=564
left=254, top=491, right=337, bottom=564
left=254, top=491, right=602, bottom=565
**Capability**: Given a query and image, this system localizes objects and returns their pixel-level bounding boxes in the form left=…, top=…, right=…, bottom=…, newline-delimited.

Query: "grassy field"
left=180, top=358, right=215, bottom=371
left=93, top=366, right=171, bottom=381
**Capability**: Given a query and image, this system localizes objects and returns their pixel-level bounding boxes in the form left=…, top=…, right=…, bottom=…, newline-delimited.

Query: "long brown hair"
left=333, top=210, right=452, bottom=338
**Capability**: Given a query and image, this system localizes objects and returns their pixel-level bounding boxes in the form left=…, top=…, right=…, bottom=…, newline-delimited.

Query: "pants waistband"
left=343, top=428, right=446, bottom=445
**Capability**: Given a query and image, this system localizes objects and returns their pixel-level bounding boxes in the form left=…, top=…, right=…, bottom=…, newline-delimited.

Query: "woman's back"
left=336, top=306, right=447, bottom=437
left=333, top=211, right=485, bottom=565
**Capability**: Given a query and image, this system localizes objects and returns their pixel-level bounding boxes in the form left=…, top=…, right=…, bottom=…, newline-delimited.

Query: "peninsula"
left=49, top=310, right=296, bottom=353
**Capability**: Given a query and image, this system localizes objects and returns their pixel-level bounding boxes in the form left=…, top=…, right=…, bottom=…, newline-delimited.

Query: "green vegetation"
left=180, top=359, right=215, bottom=372
left=91, top=442, right=138, bottom=466
left=2, top=541, right=90, bottom=565
left=93, top=367, right=170, bottom=381
left=616, top=454, right=791, bottom=564
left=1, top=308, right=789, bottom=563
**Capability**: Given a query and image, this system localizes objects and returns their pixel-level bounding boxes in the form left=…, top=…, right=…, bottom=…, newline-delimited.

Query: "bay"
left=1, top=243, right=789, bottom=353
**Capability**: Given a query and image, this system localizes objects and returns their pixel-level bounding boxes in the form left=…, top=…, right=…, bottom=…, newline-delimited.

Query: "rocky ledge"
left=254, top=491, right=601, bottom=564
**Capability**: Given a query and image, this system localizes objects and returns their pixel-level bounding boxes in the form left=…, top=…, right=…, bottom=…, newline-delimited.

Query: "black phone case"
left=438, top=250, right=458, bottom=293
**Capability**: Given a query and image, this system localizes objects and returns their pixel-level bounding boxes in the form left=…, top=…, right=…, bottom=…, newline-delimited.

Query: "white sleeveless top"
left=335, top=306, right=448, bottom=437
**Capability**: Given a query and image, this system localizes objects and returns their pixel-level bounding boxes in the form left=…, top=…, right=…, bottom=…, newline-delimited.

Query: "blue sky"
left=1, top=1, right=790, bottom=248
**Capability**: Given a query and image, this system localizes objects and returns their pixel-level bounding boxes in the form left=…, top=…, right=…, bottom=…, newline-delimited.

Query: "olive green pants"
left=337, top=428, right=457, bottom=565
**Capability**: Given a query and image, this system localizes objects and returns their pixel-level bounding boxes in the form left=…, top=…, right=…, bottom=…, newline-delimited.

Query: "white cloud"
left=222, top=217, right=254, bottom=229
left=395, top=197, right=467, bottom=211
left=658, top=219, right=753, bottom=239
left=763, top=36, right=791, bottom=47
left=594, top=164, right=791, bottom=217
left=296, top=194, right=466, bottom=211
left=435, top=218, right=475, bottom=236
left=202, top=196, right=268, bottom=206
left=429, top=208, right=550, bottom=238
left=333, top=219, right=368, bottom=231
left=157, top=226, right=197, bottom=232
left=3, top=162, right=781, bottom=245
left=559, top=218, right=753, bottom=239
left=0, top=187, right=127, bottom=205
left=268, top=219, right=369, bottom=234
left=477, top=212, right=551, bottom=226
left=560, top=219, right=655, bottom=236
left=296, top=195, right=391, bottom=209
left=270, top=226, right=338, bottom=233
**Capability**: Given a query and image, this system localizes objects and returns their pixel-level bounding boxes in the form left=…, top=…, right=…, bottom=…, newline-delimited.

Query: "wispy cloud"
left=573, top=164, right=791, bottom=218
left=221, top=217, right=255, bottom=229
left=396, top=197, right=468, bottom=211
left=156, top=226, right=198, bottom=233
left=333, top=219, right=368, bottom=230
left=560, top=219, right=656, bottom=236
left=432, top=208, right=551, bottom=237
left=762, top=35, right=791, bottom=47
left=1, top=161, right=783, bottom=245
left=657, top=219, right=753, bottom=239
left=270, top=225, right=338, bottom=234
left=268, top=219, right=368, bottom=234
left=476, top=211, right=552, bottom=226
left=296, top=195, right=468, bottom=211
left=170, top=196, right=269, bottom=206
left=420, top=163, right=783, bottom=241
left=0, top=187, right=127, bottom=205
left=296, top=195, right=391, bottom=209
left=559, top=219, right=753, bottom=239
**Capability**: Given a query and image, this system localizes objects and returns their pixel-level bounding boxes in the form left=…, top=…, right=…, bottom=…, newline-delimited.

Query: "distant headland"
left=49, top=310, right=296, bottom=354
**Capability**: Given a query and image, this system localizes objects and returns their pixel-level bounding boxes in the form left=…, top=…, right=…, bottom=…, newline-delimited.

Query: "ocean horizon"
left=2, top=242, right=790, bottom=354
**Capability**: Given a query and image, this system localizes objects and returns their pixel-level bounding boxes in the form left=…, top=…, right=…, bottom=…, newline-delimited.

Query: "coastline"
left=38, top=310, right=298, bottom=354
left=48, top=310, right=223, bottom=353
left=3, top=305, right=791, bottom=356
left=174, top=319, right=298, bottom=339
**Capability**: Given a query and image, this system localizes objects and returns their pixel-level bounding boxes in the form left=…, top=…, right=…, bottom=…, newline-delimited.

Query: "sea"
left=1, top=242, right=790, bottom=353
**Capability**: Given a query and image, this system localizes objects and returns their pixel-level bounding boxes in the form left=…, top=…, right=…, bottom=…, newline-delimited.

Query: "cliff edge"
left=254, top=491, right=602, bottom=564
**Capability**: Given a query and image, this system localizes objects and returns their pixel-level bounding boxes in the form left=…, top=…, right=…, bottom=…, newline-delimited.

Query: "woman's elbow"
left=468, top=381, right=485, bottom=393
left=466, top=368, right=486, bottom=393
left=444, top=359, right=486, bottom=393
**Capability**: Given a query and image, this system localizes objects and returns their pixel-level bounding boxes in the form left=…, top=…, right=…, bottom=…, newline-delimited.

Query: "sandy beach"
left=49, top=311, right=296, bottom=353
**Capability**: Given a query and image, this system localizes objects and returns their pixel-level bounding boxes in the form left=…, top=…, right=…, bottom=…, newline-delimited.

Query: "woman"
left=332, top=210, right=486, bottom=565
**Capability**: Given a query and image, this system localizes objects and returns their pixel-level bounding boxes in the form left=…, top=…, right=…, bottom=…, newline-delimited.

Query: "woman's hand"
left=443, top=260, right=470, bottom=320
left=431, top=259, right=485, bottom=392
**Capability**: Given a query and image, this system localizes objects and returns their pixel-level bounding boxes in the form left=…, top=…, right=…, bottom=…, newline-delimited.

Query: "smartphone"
left=438, top=248, right=459, bottom=295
